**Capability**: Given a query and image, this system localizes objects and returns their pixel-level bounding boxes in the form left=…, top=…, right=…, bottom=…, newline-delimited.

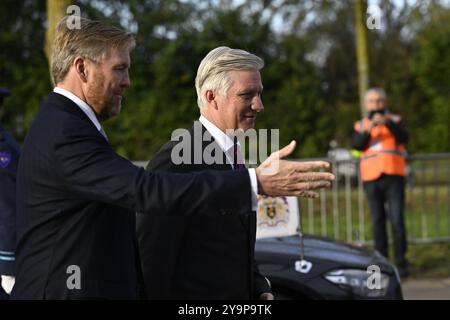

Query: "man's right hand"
left=256, top=141, right=335, bottom=198
left=1, top=275, right=15, bottom=295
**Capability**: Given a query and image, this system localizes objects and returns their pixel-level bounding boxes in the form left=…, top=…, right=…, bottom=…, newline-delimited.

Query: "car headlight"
left=324, top=269, right=390, bottom=298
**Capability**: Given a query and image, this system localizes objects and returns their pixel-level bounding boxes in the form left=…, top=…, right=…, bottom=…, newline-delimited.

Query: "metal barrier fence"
left=134, top=153, right=450, bottom=245
left=296, top=153, right=450, bottom=245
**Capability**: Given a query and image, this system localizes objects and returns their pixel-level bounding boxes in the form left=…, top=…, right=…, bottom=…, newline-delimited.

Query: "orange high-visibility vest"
left=354, top=114, right=406, bottom=182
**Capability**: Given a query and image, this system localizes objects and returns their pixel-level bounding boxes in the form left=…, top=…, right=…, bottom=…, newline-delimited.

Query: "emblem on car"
left=295, top=259, right=313, bottom=273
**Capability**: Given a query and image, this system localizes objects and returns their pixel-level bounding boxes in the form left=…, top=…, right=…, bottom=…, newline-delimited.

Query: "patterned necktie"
left=233, top=136, right=246, bottom=170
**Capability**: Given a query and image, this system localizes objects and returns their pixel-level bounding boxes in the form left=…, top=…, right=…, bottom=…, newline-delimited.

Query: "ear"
left=74, top=56, right=88, bottom=82
left=205, top=90, right=218, bottom=109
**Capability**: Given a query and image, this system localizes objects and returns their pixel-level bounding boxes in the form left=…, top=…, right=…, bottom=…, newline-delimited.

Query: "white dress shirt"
left=199, top=115, right=258, bottom=211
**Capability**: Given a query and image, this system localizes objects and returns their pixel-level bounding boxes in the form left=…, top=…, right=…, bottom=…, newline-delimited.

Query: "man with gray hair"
left=13, top=17, right=334, bottom=300
left=138, top=46, right=329, bottom=299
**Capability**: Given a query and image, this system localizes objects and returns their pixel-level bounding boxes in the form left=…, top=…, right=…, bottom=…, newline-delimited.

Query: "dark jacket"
left=0, top=124, right=20, bottom=276
left=137, top=124, right=271, bottom=300
left=12, top=93, right=252, bottom=299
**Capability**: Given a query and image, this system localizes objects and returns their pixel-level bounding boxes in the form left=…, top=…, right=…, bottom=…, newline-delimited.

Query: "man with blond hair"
left=13, top=18, right=333, bottom=300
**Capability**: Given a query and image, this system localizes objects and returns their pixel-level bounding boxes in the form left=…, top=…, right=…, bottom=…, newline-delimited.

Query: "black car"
left=255, top=234, right=403, bottom=300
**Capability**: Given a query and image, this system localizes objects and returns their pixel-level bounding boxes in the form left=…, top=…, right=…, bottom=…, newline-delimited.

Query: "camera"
left=368, top=109, right=387, bottom=120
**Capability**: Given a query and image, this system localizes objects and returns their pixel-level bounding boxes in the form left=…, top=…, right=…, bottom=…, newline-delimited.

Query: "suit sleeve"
left=53, top=121, right=252, bottom=217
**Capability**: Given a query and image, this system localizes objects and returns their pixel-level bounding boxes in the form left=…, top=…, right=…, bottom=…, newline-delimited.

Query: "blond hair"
left=51, top=16, right=135, bottom=86
left=195, top=46, right=264, bottom=110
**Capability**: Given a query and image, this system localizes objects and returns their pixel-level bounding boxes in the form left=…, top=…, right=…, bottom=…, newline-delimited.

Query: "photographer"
left=352, top=87, right=409, bottom=277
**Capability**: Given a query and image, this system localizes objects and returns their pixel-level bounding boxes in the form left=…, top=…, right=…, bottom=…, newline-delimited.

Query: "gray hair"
left=195, top=46, right=264, bottom=110
left=364, top=87, right=387, bottom=100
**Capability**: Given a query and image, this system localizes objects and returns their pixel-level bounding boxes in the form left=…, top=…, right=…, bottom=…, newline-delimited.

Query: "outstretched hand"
left=256, top=141, right=335, bottom=198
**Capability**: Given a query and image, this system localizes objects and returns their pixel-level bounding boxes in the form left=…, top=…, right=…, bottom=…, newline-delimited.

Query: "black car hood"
left=256, top=235, right=393, bottom=271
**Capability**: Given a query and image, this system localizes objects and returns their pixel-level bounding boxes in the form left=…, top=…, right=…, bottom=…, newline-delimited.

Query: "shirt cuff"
left=1, top=275, right=15, bottom=295
left=248, top=168, right=258, bottom=211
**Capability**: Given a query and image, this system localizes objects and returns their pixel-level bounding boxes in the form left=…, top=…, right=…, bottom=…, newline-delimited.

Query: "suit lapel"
left=187, top=124, right=232, bottom=171
left=46, top=92, right=105, bottom=140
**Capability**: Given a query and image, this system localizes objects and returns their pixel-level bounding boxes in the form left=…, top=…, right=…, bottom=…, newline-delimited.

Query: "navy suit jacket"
left=12, top=93, right=251, bottom=299
left=137, top=124, right=271, bottom=299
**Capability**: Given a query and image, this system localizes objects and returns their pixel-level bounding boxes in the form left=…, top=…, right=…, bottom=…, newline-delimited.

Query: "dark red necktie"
left=233, top=136, right=246, bottom=170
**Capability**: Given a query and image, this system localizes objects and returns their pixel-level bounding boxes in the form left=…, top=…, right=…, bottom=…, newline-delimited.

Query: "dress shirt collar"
left=199, top=115, right=244, bottom=167
left=199, top=115, right=238, bottom=153
left=53, top=87, right=102, bottom=132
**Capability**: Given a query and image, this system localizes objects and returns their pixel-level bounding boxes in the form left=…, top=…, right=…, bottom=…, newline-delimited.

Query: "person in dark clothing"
left=0, top=87, right=20, bottom=298
left=12, top=17, right=334, bottom=300
left=352, top=87, right=409, bottom=277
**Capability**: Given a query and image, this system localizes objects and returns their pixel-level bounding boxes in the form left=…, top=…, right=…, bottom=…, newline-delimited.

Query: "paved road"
left=402, top=278, right=450, bottom=300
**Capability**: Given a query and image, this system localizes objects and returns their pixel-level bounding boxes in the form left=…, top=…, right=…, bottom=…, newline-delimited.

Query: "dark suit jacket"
left=137, top=124, right=271, bottom=300
left=12, top=93, right=252, bottom=299
left=0, top=124, right=20, bottom=277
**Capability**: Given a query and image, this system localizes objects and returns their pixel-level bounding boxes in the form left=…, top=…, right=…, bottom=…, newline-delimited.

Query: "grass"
left=359, top=242, right=450, bottom=278
left=294, top=184, right=450, bottom=278
left=297, top=185, right=450, bottom=242
left=406, top=242, right=450, bottom=278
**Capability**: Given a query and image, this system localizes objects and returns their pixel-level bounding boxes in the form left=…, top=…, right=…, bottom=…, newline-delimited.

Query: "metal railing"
left=296, top=153, right=450, bottom=245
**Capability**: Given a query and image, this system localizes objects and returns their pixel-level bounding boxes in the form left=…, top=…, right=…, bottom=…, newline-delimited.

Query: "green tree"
left=412, top=3, right=450, bottom=152
left=2, top=0, right=449, bottom=159
left=0, top=0, right=50, bottom=140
